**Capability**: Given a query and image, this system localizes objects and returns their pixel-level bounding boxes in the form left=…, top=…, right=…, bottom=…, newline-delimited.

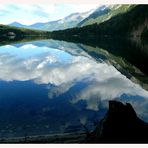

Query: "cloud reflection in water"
left=0, top=41, right=148, bottom=123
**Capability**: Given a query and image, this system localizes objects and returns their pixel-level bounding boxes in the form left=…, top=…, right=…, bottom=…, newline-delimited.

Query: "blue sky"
left=0, top=4, right=98, bottom=25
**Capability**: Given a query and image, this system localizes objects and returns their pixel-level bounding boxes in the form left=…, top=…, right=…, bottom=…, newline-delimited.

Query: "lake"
left=0, top=39, right=148, bottom=139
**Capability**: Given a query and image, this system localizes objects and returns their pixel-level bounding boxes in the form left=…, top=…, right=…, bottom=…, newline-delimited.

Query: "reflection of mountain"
left=11, top=39, right=92, bottom=58
left=1, top=38, right=148, bottom=91
left=77, top=42, right=148, bottom=91
left=50, top=36, right=148, bottom=90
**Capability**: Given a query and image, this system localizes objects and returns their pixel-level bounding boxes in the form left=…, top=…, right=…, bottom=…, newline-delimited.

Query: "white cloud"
left=36, top=55, right=57, bottom=69
left=0, top=47, right=147, bottom=101
left=73, top=4, right=98, bottom=13
left=21, top=44, right=37, bottom=49
left=71, top=77, right=148, bottom=111
left=38, top=4, right=56, bottom=14
left=48, top=82, right=74, bottom=99
left=0, top=4, right=56, bottom=25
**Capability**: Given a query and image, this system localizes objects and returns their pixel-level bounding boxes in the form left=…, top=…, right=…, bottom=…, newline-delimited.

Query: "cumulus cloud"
left=71, top=77, right=148, bottom=111
left=0, top=44, right=93, bottom=84
left=21, top=44, right=37, bottom=49
left=0, top=4, right=56, bottom=24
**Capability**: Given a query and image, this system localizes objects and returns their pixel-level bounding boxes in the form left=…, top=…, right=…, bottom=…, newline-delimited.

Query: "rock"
left=7, top=32, right=16, bottom=39
left=85, top=100, right=148, bottom=143
left=7, top=32, right=16, bottom=36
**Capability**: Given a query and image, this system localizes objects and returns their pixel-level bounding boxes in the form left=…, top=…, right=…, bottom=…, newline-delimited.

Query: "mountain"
left=51, top=5, right=148, bottom=39
left=8, top=10, right=93, bottom=31
left=50, top=5, right=148, bottom=85
left=7, top=5, right=138, bottom=32
left=8, top=22, right=26, bottom=28
left=78, top=4, right=135, bottom=27
left=29, top=10, right=93, bottom=31
left=78, top=5, right=110, bottom=27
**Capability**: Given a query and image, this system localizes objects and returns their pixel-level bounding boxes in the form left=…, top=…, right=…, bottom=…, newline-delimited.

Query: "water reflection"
left=0, top=39, right=148, bottom=138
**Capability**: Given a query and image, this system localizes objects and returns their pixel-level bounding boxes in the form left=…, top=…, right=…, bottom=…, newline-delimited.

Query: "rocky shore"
left=85, top=100, right=148, bottom=143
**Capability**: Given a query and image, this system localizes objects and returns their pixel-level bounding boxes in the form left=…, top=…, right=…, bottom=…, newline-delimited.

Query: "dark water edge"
left=0, top=132, right=86, bottom=143
left=1, top=101, right=148, bottom=143
left=85, top=101, right=148, bottom=143
left=0, top=35, right=49, bottom=47
left=50, top=36, right=148, bottom=75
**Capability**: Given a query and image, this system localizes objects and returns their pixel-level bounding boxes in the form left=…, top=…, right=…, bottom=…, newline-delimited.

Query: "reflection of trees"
left=79, top=38, right=148, bottom=91
left=22, top=126, right=28, bottom=143
left=50, top=36, right=148, bottom=90
left=0, top=36, right=48, bottom=47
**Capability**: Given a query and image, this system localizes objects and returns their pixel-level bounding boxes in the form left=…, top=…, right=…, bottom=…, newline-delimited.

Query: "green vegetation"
left=141, top=26, right=148, bottom=39
left=0, top=35, right=49, bottom=47
left=0, top=24, right=50, bottom=37
left=78, top=5, right=135, bottom=27
left=51, top=5, right=148, bottom=39
left=2, top=5, right=148, bottom=40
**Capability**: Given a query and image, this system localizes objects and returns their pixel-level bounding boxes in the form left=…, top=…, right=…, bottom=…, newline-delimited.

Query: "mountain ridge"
left=51, top=5, right=148, bottom=39
left=77, top=4, right=135, bottom=27
left=7, top=4, right=139, bottom=33
left=8, top=10, right=93, bottom=31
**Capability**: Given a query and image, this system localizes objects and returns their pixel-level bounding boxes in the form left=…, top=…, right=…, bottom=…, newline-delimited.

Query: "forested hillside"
left=51, top=5, right=148, bottom=39
left=78, top=5, right=135, bottom=27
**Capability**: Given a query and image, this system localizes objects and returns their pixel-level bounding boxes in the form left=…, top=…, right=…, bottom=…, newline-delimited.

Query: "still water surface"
left=0, top=39, right=148, bottom=138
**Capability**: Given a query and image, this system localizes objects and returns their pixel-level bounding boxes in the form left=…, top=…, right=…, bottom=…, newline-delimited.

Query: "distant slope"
left=32, top=11, right=93, bottom=31
left=78, top=4, right=135, bottom=27
left=9, top=22, right=27, bottom=28
left=0, top=24, right=49, bottom=37
left=8, top=11, right=93, bottom=31
left=77, top=5, right=110, bottom=27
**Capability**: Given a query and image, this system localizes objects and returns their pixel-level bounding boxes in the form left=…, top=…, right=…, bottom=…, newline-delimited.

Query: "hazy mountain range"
left=8, top=5, right=134, bottom=31
left=8, top=10, right=94, bottom=31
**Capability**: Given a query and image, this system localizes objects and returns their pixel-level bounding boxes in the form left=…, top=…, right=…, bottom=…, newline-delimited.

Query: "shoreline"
left=0, top=132, right=86, bottom=143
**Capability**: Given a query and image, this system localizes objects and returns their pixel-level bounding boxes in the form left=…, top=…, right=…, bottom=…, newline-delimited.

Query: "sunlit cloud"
left=21, top=44, right=37, bottom=49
